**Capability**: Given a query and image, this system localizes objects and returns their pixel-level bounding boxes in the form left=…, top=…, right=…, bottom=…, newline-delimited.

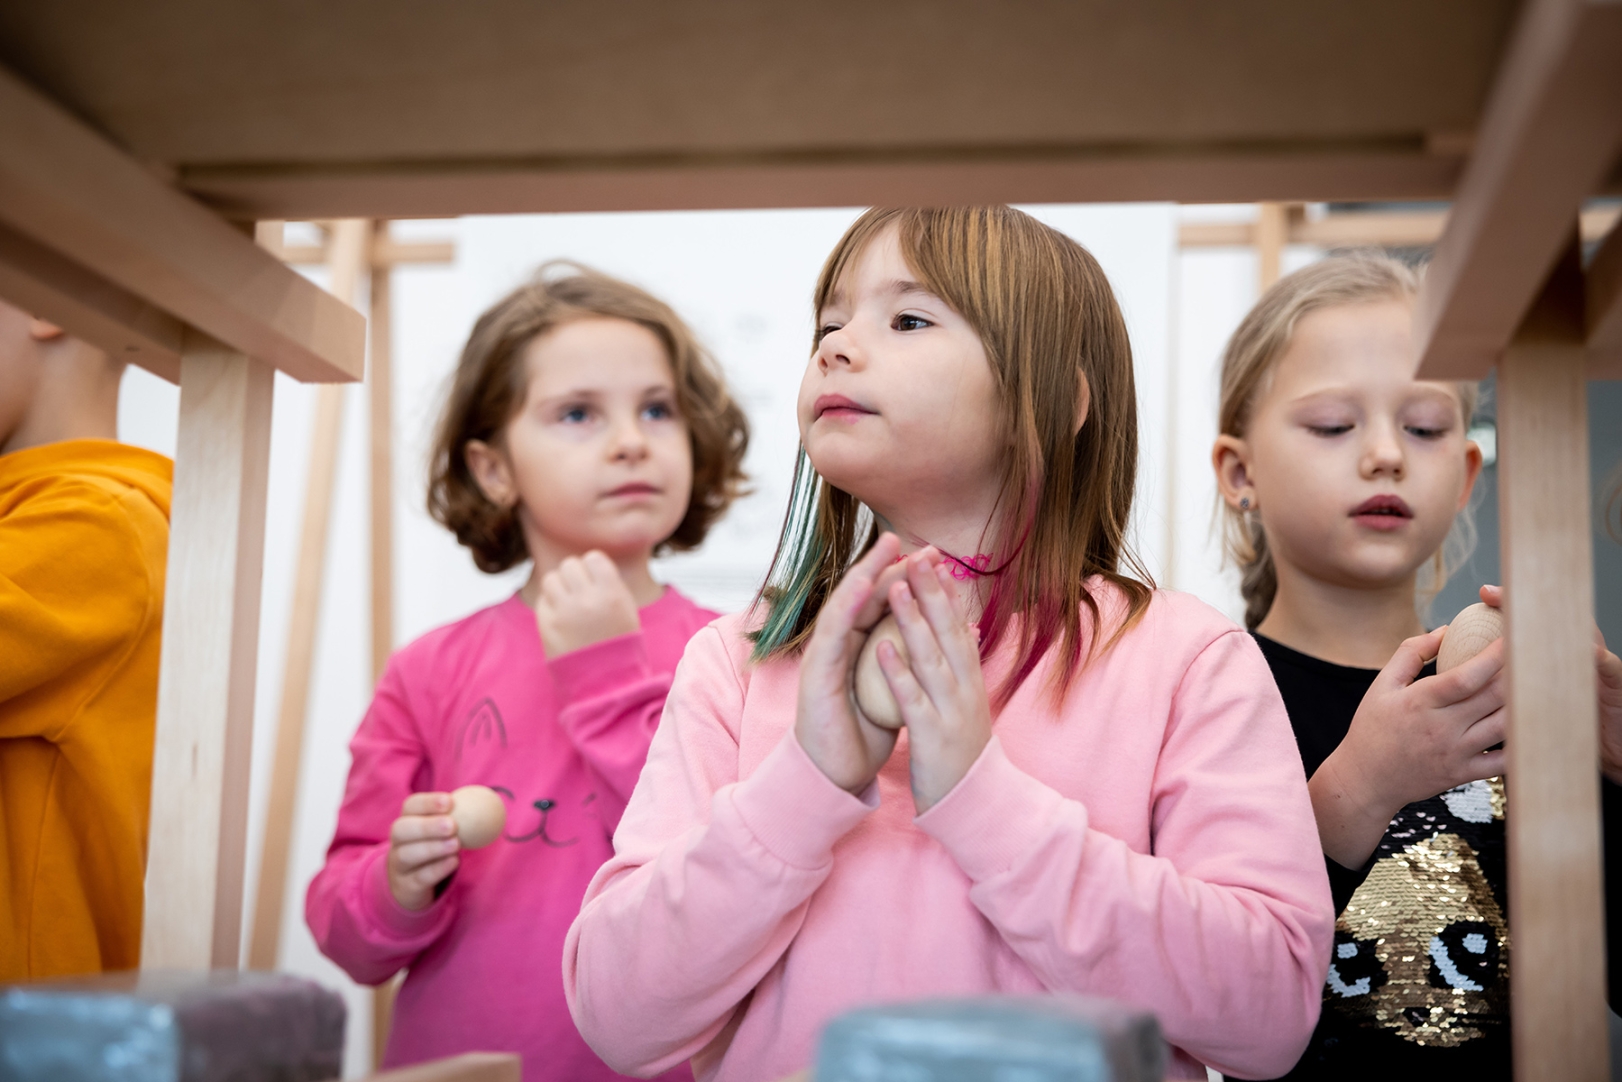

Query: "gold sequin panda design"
left=1325, top=776, right=1509, bottom=1047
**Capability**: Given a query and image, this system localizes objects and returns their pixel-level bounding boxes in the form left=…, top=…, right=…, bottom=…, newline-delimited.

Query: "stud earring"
left=1239, top=496, right=1251, bottom=511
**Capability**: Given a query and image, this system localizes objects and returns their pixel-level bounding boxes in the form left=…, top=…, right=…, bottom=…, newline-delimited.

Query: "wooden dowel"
left=370, top=221, right=395, bottom=685
left=1255, top=202, right=1288, bottom=291
left=1498, top=241, right=1607, bottom=1082
left=246, top=383, right=345, bottom=970
left=141, top=340, right=275, bottom=968
left=246, top=219, right=369, bottom=971
left=368, top=220, right=401, bottom=1068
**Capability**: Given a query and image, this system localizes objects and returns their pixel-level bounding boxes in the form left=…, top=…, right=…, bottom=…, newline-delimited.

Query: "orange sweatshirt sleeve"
left=0, top=479, right=154, bottom=738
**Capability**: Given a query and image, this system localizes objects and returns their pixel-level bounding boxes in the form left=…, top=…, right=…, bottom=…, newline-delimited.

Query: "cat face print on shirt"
left=1326, top=776, right=1509, bottom=1047
left=451, top=696, right=604, bottom=851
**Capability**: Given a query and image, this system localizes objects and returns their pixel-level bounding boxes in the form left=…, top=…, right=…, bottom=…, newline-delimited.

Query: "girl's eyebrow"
left=885, top=279, right=936, bottom=300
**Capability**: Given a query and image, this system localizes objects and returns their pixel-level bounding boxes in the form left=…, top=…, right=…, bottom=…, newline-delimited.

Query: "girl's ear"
left=1457, top=436, right=1485, bottom=512
left=464, top=439, right=518, bottom=509
left=1073, top=370, right=1092, bottom=436
left=1211, top=434, right=1257, bottom=511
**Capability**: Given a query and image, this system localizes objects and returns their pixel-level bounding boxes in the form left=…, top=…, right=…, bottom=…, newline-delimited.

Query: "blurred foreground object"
left=0, top=969, right=344, bottom=1082
left=815, top=996, right=1164, bottom=1082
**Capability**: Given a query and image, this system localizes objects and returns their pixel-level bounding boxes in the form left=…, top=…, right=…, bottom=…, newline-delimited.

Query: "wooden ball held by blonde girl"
left=1437, top=602, right=1505, bottom=674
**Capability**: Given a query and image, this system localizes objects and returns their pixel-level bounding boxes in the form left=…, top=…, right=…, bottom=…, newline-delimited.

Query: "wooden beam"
left=182, top=149, right=1465, bottom=222
left=247, top=220, right=369, bottom=972
left=141, top=341, right=275, bottom=969
left=1415, top=0, right=1622, bottom=378
left=0, top=65, right=364, bottom=384
left=1498, top=244, right=1607, bottom=1082
left=1178, top=204, right=1619, bottom=251
left=1587, top=216, right=1622, bottom=377
left=0, top=218, right=184, bottom=381
left=275, top=238, right=456, bottom=268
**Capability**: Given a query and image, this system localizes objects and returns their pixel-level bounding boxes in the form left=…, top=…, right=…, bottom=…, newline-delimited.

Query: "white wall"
left=116, top=204, right=1310, bottom=1075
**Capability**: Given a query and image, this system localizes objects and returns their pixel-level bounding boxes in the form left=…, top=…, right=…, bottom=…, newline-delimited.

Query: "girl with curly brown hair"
left=307, top=262, right=748, bottom=1082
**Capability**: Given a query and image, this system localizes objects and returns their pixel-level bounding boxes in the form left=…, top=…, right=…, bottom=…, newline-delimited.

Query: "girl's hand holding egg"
left=796, top=534, right=927, bottom=794
left=535, top=551, right=641, bottom=657
left=1308, top=616, right=1506, bottom=869
left=1479, top=584, right=1622, bottom=784
left=874, top=555, right=993, bottom=814
left=387, top=791, right=463, bottom=912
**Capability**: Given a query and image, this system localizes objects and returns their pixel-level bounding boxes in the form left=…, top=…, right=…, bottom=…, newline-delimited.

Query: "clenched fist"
left=535, top=551, right=642, bottom=657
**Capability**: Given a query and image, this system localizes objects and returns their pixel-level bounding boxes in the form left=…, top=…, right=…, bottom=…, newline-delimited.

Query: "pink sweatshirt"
left=307, top=588, right=713, bottom=1082
left=564, top=586, right=1334, bottom=1081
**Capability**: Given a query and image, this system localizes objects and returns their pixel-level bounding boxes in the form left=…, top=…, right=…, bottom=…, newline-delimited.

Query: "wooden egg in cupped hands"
left=853, top=614, right=911, bottom=729
left=1437, top=602, right=1506, bottom=674
left=449, top=784, right=507, bottom=849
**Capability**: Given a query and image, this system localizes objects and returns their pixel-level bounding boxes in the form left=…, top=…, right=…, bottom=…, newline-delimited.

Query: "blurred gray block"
left=816, top=996, right=1165, bottom=1082
left=0, top=969, right=345, bottom=1082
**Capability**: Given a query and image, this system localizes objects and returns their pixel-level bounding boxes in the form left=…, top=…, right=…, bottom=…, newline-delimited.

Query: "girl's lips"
left=1350, top=494, right=1413, bottom=530
left=812, top=394, right=875, bottom=421
left=605, top=482, right=661, bottom=498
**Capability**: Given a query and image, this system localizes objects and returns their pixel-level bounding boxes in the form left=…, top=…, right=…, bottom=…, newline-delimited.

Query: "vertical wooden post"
left=1498, top=240, right=1607, bottom=1082
left=247, top=220, right=370, bottom=970
left=368, top=220, right=402, bottom=1068
left=142, top=337, right=275, bottom=969
left=1255, top=202, right=1288, bottom=291
left=369, top=220, right=395, bottom=685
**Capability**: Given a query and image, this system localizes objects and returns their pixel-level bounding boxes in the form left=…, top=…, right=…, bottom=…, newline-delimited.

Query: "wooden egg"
left=1437, top=602, right=1505, bottom=674
left=853, top=614, right=910, bottom=730
left=449, top=784, right=507, bottom=849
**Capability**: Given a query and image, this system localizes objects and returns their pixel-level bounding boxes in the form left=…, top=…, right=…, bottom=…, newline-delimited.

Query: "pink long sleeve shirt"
left=307, top=588, right=713, bottom=1082
left=564, top=587, right=1335, bottom=1081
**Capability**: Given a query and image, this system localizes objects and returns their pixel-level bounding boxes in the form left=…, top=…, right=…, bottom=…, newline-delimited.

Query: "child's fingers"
left=1461, top=706, right=1506, bottom=757
left=832, top=534, right=904, bottom=628
left=914, top=561, right=978, bottom=665
left=1479, top=584, right=1503, bottom=609
left=1379, top=628, right=1445, bottom=690
left=393, top=835, right=461, bottom=870
left=391, top=812, right=456, bottom=845
left=888, top=582, right=955, bottom=704
left=404, top=854, right=459, bottom=892
left=1469, top=748, right=1507, bottom=782
left=1429, top=637, right=1506, bottom=706
left=400, top=792, right=452, bottom=817
left=876, top=639, right=937, bottom=728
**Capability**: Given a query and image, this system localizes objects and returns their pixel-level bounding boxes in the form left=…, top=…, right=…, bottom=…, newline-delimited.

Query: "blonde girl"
left=565, top=207, right=1335, bottom=1081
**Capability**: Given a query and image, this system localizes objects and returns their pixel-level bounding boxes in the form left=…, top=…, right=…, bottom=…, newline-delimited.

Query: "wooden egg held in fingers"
left=450, top=784, right=507, bottom=849
left=1437, top=602, right=1505, bottom=674
left=853, top=614, right=910, bottom=730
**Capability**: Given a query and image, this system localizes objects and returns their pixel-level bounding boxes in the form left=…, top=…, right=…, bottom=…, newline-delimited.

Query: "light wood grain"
left=360, top=1052, right=520, bottom=1082
left=370, top=221, right=396, bottom=685
left=1586, top=215, right=1622, bottom=378
left=1178, top=204, right=1618, bottom=251
left=368, top=223, right=400, bottom=1067
left=246, top=220, right=368, bottom=971
left=1415, top=0, right=1622, bottom=378
left=183, top=149, right=1467, bottom=222
left=0, top=218, right=184, bottom=381
left=1254, top=202, right=1288, bottom=291
left=0, top=65, right=364, bottom=383
left=245, top=384, right=345, bottom=971
left=1498, top=245, right=1608, bottom=1082
left=141, top=339, right=275, bottom=969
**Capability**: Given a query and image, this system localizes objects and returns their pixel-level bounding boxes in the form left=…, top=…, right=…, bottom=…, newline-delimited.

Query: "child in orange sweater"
left=0, top=298, right=172, bottom=978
